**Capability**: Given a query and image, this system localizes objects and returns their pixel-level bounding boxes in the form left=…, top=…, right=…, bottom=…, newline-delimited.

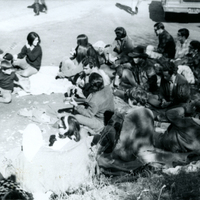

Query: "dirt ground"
left=0, top=0, right=200, bottom=161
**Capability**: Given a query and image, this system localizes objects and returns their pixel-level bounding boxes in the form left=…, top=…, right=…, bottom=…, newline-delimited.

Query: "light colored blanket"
left=16, top=66, right=73, bottom=96
left=0, top=124, right=95, bottom=194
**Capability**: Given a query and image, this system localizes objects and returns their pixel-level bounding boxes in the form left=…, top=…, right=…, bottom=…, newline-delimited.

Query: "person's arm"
left=76, top=98, right=98, bottom=118
left=157, top=33, right=169, bottom=54
left=26, top=45, right=42, bottom=61
left=71, top=93, right=99, bottom=118
left=166, top=107, right=191, bottom=127
left=17, top=45, right=28, bottom=59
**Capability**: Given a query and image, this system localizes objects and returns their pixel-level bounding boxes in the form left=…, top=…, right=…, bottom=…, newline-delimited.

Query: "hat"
left=3, top=53, right=13, bottom=61
left=1, top=60, right=12, bottom=69
left=128, top=46, right=148, bottom=58
left=61, top=59, right=83, bottom=77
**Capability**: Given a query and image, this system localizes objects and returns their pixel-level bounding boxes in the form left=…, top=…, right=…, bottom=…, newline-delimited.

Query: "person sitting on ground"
left=93, top=41, right=116, bottom=79
left=13, top=32, right=42, bottom=77
left=69, top=73, right=114, bottom=133
left=109, top=27, right=135, bottom=67
left=154, top=100, right=200, bottom=153
left=153, top=22, right=176, bottom=59
left=67, top=56, right=111, bottom=98
left=185, top=40, right=200, bottom=88
left=0, top=60, right=19, bottom=103
left=113, top=46, right=158, bottom=100
left=57, top=34, right=100, bottom=79
left=175, top=28, right=191, bottom=60
left=148, top=59, right=190, bottom=120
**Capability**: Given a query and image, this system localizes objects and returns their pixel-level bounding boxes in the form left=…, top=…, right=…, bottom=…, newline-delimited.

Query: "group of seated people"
left=52, top=23, right=200, bottom=175
left=1, top=22, right=200, bottom=180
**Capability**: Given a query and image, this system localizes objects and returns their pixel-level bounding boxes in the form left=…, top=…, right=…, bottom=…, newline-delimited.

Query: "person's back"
left=89, top=85, right=114, bottom=119
left=74, top=73, right=114, bottom=133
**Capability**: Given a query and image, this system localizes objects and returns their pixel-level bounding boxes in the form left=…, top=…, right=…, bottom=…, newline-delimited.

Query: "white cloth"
left=178, top=65, right=195, bottom=84
left=0, top=124, right=95, bottom=194
left=16, top=66, right=73, bottom=96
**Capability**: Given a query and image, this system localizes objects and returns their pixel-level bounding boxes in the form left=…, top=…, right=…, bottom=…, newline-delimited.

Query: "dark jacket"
left=18, top=45, right=42, bottom=70
left=159, top=73, right=190, bottom=105
left=157, top=30, right=176, bottom=59
left=111, top=35, right=135, bottom=64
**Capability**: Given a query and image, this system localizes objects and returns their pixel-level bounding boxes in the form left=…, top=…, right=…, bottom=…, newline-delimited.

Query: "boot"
left=34, top=3, right=40, bottom=16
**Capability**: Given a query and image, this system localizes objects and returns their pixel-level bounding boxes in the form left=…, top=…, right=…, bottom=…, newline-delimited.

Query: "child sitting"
left=0, top=60, right=19, bottom=103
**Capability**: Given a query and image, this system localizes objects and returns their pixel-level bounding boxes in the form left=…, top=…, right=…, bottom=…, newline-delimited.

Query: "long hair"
left=77, top=34, right=88, bottom=46
left=27, top=32, right=41, bottom=46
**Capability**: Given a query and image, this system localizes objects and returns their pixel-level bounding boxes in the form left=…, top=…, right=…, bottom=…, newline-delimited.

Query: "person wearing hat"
left=113, top=46, right=158, bottom=100
left=109, top=27, right=135, bottom=66
left=0, top=60, right=19, bottom=103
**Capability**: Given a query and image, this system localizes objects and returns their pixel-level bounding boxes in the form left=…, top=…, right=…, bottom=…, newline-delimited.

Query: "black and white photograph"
left=1, top=0, right=200, bottom=199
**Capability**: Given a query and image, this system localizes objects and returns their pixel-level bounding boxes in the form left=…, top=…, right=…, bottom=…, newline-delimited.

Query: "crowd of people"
left=1, top=22, right=200, bottom=196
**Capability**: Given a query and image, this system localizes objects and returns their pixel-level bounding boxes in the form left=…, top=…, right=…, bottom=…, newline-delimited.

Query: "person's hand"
left=160, top=99, right=171, bottom=108
left=69, top=97, right=78, bottom=107
left=26, top=42, right=31, bottom=49
left=76, top=77, right=85, bottom=88
left=67, top=85, right=78, bottom=97
left=69, top=48, right=76, bottom=58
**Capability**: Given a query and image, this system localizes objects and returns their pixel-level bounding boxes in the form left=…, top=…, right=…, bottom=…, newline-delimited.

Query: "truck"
left=161, top=0, right=200, bottom=21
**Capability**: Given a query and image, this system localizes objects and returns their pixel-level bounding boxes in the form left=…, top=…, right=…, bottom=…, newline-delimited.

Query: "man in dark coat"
left=154, top=22, right=176, bottom=59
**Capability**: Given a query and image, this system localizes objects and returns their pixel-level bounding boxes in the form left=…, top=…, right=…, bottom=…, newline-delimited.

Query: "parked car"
left=161, top=0, right=200, bottom=21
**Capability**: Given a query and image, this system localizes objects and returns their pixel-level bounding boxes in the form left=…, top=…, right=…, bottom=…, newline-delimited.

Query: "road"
left=0, top=0, right=200, bottom=66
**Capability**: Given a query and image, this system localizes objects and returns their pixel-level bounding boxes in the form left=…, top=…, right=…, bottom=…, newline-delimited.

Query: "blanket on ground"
left=0, top=124, right=95, bottom=194
left=16, top=66, right=73, bottom=96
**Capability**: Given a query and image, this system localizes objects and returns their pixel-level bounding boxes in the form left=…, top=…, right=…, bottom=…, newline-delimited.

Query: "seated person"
left=67, top=56, right=111, bottom=98
left=69, top=73, right=114, bottom=133
left=154, top=101, right=200, bottom=153
left=175, top=28, right=190, bottom=60
left=57, top=34, right=100, bottom=79
left=96, top=107, right=190, bottom=176
left=13, top=32, right=42, bottom=77
left=186, top=40, right=200, bottom=88
left=0, top=60, right=19, bottom=103
left=113, top=46, right=158, bottom=100
left=109, top=27, right=135, bottom=66
left=148, top=59, right=190, bottom=110
left=153, top=22, right=176, bottom=59
left=93, top=41, right=116, bottom=79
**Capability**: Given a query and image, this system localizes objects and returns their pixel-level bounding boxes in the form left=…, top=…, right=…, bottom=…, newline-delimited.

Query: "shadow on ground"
left=115, top=3, right=138, bottom=16
left=149, top=1, right=200, bottom=23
